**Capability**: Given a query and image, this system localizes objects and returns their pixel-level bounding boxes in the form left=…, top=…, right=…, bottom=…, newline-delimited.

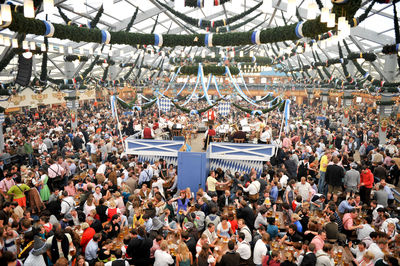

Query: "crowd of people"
left=0, top=97, right=399, bottom=266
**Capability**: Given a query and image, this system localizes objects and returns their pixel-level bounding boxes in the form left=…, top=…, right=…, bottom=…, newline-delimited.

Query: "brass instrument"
left=230, top=123, right=239, bottom=132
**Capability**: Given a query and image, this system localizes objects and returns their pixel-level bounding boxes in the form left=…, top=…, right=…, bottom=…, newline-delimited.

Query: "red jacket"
left=80, top=227, right=96, bottom=252
left=360, top=169, right=374, bottom=188
left=143, top=127, right=153, bottom=139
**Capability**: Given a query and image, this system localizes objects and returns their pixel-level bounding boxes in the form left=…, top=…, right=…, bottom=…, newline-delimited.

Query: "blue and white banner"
left=199, top=64, right=214, bottom=106
left=213, top=75, right=223, bottom=98
left=158, top=98, right=171, bottom=113
left=110, top=95, right=116, bottom=118
left=176, top=76, right=190, bottom=96
left=284, top=99, right=291, bottom=133
left=218, top=101, right=231, bottom=116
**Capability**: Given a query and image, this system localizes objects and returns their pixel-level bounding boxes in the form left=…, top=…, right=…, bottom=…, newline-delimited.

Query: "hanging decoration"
left=176, top=65, right=239, bottom=76
left=64, top=55, right=89, bottom=62
left=156, top=0, right=262, bottom=29
left=231, top=99, right=285, bottom=114
left=183, top=0, right=231, bottom=8
left=3, top=0, right=362, bottom=48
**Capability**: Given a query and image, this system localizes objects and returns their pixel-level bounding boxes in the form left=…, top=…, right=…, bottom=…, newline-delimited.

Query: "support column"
left=306, top=87, right=314, bottom=105
left=321, top=88, right=329, bottom=115
left=66, top=91, right=79, bottom=131
left=383, top=54, right=397, bottom=82
left=342, top=91, right=353, bottom=126
left=377, top=95, right=394, bottom=145
left=0, top=113, right=4, bottom=153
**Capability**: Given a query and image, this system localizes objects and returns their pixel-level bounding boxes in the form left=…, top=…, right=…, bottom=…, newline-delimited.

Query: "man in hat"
left=24, top=235, right=51, bottom=266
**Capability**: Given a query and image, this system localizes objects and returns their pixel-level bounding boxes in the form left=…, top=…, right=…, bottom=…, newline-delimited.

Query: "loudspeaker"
left=15, top=54, right=33, bottom=87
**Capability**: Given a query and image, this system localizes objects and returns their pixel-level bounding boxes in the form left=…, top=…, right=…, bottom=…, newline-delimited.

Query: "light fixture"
left=320, top=8, right=329, bottom=23
left=22, top=41, right=29, bottom=50
left=103, top=0, right=114, bottom=10
left=249, top=51, right=254, bottom=57
left=220, top=51, right=225, bottom=58
left=24, top=0, right=35, bottom=18
left=43, top=0, right=54, bottom=15
left=204, top=0, right=213, bottom=14
left=89, top=48, right=93, bottom=54
left=48, top=44, right=54, bottom=52
left=1, top=4, right=12, bottom=22
left=201, top=50, right=206, bottom=58
left=211, top=52, right=215, bottom=58
left=68, top=46, right=73, bottom=54
left=41, top=43, right=47, bottom=51
left=59, top=46, right=64, bottom=54
left=230, top=51, right=235, bottom=58
left=22, top=51, right=33, bottom=59
left=174, top=0, right=184, bottom=12
left=3, top=37, right=10, bottom=47
left=327, top=13, right=335, bottom=28
left=337, top=16, right=347, bottom=31
left=287, top=0, right=297, bottom=17
left=0, top=35, right=3, bottom=45
left=79, top=47, right=84, bottom=55
left=30, top=41, right=36, bottom=50
left=12, top=39, right=18, bottom=48
left=239, top=51, right=244, bottom=57
left=307, top=3, right=317, bottom=20
left=261, top=0, right=272, bottom=14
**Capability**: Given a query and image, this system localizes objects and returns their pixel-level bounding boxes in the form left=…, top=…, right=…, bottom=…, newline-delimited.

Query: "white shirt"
left=237, top=240, right=251, bottom=260
left=367, top=243, right=384, bottom=263
left=242, top=180, right=260, bottom=195
left=380, top=218, right=399, bottom=232
left=350, top=246, right=366, bottom=262
left=154, top=250, right=174, bottom=266
left=280, top=175, right=289, bottom=188
left=61, top=196, right=75, bottom=215
left=96, top=164, right=107, bottom=175
left=253, top=239, right=268, bottom=265
left=260, top=130, right=271, bottom=142
left=152, top=178, right=166, bottom=197
left=372, top=205, right=384, bottom=221
left=296, top=182, right=312, bottom=201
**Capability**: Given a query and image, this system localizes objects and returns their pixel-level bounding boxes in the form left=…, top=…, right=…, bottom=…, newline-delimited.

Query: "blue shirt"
left=267, top=224, right=279, bottom=239
left=138, top=169, right=153, bottom=185
left=384, top=185, right=394, bottom=200
left=85, top=239, right=98, bottom=261
left=270, top=186, right=278, bottom=203
left=338, top=200, right=355, bottom=214
left=294, top=220, right=303, bottom=233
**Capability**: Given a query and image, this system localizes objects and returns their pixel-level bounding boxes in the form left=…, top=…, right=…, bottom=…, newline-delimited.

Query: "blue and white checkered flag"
left=158, top=98, right=171, bottom=113
left=218, top=101, right=231, bottom=116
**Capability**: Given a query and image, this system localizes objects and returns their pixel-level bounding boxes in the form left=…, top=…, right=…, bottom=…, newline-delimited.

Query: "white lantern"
left=103, top=0, right=114, bottom=10
left=24, top=0, right=35, bottom=18
left=68, top=46, right=73, bottom=54
left=320, top=8, right=329, bottom=23
left=1, top=4, right=12, bottom=22
left=12, top=39, right=18, bottom=48
left=89, top=48, right=94, bottom=55
left=43, top=0, right=54, bottom=15
left=201, top=50, right=206, bottom=58
left=307, top=3, right=317, bottom=20
left=174, top=0, right=184, bottom=11
left=337, top=17, right=347, bottom=31
left=30, top=41, right=36, bottom=50
left=239, top=51, right=244, bottom=57
left=3, top=37, right=10, bottom=47
left=327, top=13, right=335, bottom=28
left=230, top=51, right=235, bottom=58
left=41, top=43, right=47, bottom=52
left=22, top=41, right=29, bottom=50
left=287, top=0, right=297, bottom=17
left=59, top=46, right=65, bottom=54
left=261, top=0, right=272, bottom=14
left=249, top=51, right=254, bottom=57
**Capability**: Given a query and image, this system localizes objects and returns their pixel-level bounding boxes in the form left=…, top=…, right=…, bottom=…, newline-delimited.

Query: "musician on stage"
left=203, top=125, right=216, bottom=150
left=230, top=126, right=247, bottom=142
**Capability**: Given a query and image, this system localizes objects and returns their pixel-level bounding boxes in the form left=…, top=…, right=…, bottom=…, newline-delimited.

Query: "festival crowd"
left=0, top=98, right=399, bottom=266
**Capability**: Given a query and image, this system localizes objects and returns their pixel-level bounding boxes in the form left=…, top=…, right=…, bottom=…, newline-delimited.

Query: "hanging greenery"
left=170, top=55, right=274, bottom=66
left=209, top=13, right=263, bottom=33
left=232, top=99, right=285, bottom=114
left=376, top=100, right=396, bottom=105
left=156, top=0, right=262, bottom=29
left=64, top=55, right=89, bottom=62
left=96, top=59, right=116, bottom=66
left=169, top=97, right=223, bottom=114
left=58, top=5, right=104, bottom=28
left=6, top=0, right=362, bottom=48
left=183, top=0, right=231, bottom=7
left=343, top=40, right=400, bottom=87
left=176, top=65, right=239, bottom=76
left=126, top=7, right=139, bottom=32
